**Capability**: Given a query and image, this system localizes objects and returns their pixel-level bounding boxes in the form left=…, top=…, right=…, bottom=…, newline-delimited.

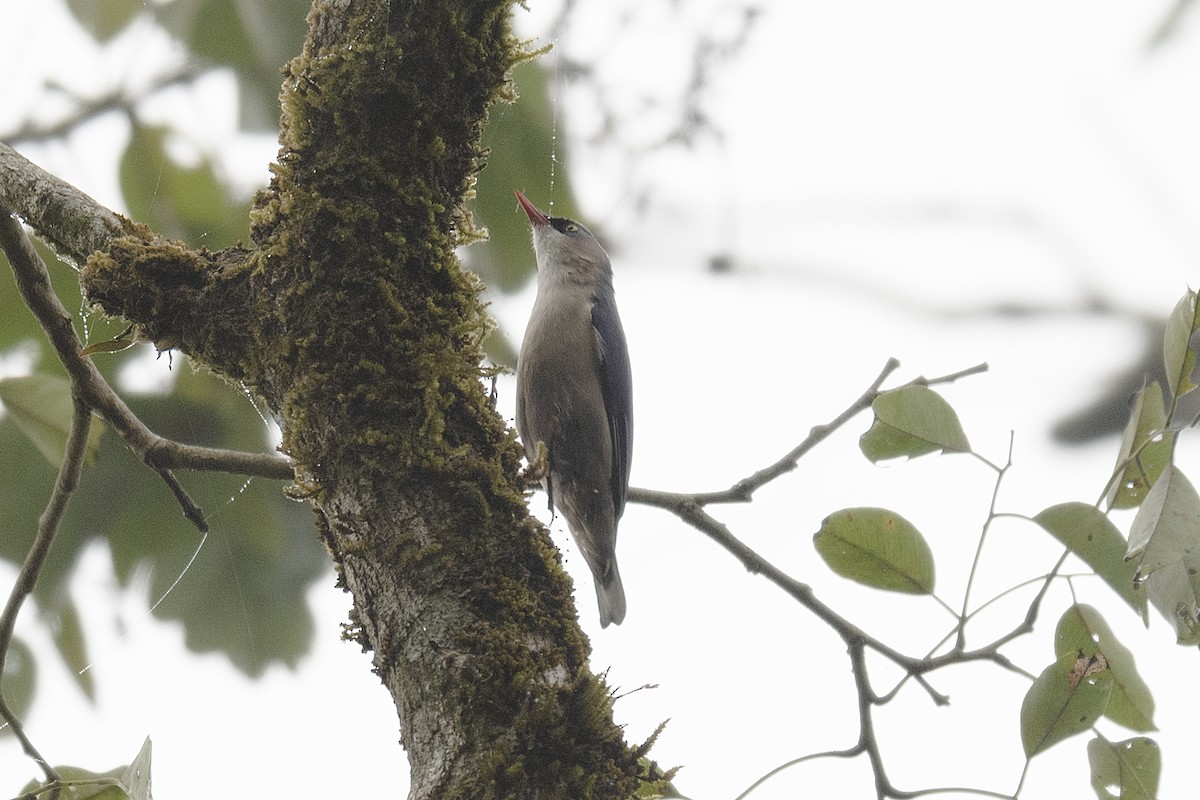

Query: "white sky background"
left=2, top=0, right=1199, bottom=798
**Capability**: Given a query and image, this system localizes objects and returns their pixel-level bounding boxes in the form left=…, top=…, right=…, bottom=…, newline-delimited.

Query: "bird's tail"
left=595, top=561, right=626, bottom=628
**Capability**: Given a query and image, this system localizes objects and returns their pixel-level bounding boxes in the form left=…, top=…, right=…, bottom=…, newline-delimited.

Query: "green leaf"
left=813, top=507, right=935, bottom=594
left=65, top=0, right=142, bottom=41
left=121, top=738, right=153, bottom=800
left=0, top=374, right=104, bottom=467
left=1162, top=288, right=1200, bottom=401
left=1106, top=382, right=1173, bottom=510
left=0, top=638, right=36, bottom=736
left=1054, top=605, right=1155, bottom=732
left=1126, top=465, right=1200, bottom=576
left=1021, top=649, right=1113, bottom=758
left=1088, top=737, right=1160, bottom=800
left=1033, top=502, right=1145, bottom=618
left=1144, top=558, right=1200, bottom=645
left=20, top=764, right=126, bottom=799
left=859, top=386, right=970, bottom=462
left=1126, top=466, right=1200, bottom=643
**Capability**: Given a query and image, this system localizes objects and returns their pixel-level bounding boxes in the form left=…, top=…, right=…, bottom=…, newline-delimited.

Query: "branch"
left=1, top=206, right=294, bottom=532
left=0, top=142, right=126, bottom=264
left=631, top=362, right=999, bottom=689
left=628, top=359, right=987, bottom=508
left=4, top=63, right=208, bottom=145
left=1146, top=0, right=1198, bottom=51
left=631, top=359, right=1065, bottom=799
left=0, top=398, right=91, bottom=784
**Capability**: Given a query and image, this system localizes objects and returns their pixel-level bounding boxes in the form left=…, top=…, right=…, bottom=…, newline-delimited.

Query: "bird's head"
left=514, top=190, right=611, bottom=277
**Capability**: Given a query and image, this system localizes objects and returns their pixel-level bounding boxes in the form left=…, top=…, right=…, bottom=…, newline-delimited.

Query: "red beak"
left=514, top=190, right=550, bottom=226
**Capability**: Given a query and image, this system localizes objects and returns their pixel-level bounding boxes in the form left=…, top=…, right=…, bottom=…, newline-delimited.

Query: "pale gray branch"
left=0, top=142, right=126, bottom=265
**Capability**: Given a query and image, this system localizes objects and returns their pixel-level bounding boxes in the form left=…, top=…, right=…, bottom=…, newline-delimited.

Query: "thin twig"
left=0, top=397, right=92, bottom=782
left=5, top=62, right=208, bottom=145
left=0, top=208, right=293, bottom=523
left=631, top=359, right=1061, bottom=799
left=628, top=360, right=987, bottom=508
left=955, top=433, right=1015, bottom=651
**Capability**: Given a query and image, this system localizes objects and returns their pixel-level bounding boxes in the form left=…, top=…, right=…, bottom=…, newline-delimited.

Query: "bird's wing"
left=591, top=294, right=633, bottom=518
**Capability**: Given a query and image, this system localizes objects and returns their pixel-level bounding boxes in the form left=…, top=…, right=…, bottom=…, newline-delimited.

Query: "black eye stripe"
left=549, top=216, right=588, bottom=236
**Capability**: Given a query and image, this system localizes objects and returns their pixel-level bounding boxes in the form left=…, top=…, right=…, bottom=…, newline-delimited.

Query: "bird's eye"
left=565, top=223, right=579, bottom=233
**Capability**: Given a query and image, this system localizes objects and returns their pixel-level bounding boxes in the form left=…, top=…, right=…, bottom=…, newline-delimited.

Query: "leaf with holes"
left=1054, top=604, right=1154, bottom=732
left=1021, top=649, right=1113, bottom=758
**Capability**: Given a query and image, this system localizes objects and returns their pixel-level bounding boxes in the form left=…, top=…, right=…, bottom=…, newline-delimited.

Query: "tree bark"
left=2, top=1, right=650, bottom=797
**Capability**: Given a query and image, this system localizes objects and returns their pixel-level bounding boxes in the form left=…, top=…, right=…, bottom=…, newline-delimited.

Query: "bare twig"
left=0, top=143, right=125, bottom=264
left=954, top=433, right=1014, bottom=651
left=628, top=359, right=987, bottom=509
left=630, top=359, right=1066, bottom=799
left=5, top=62, right=208, bottom=145
left=1146, top=0, right=1198, bottom=51
left=0, top=207, right=293, bottom=511
left=0, top=398, right=91, bottom=783
left=0, top=159, right=292, bottom=782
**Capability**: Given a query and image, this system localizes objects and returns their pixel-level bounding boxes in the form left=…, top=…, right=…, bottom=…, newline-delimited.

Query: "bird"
left=513, top=189, right=633, bottom=628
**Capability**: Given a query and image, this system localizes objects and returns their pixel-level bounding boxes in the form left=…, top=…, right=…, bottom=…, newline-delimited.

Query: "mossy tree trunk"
left=3, top=1, right=645, bottom=797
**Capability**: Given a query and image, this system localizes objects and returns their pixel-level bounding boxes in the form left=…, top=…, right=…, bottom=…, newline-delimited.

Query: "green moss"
left=82, top=234, right=259, bottom=376
left=78, top=1, right=651, bottom=794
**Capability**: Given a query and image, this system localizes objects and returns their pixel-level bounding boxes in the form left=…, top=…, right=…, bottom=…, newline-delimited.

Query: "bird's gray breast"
left=516, top=291, right=612, bottom=480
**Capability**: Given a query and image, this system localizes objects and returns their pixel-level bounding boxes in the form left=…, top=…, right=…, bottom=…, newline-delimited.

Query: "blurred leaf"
left=813, top=507, right=935, bottom=594
left=469, top=61, right=583, bottom=296
left=154, top=0, right=310, bottom=132
left=48, top=600, right=96, bottom=701
left=0, top=366, right=326, bottom=683
left=859, top=386, right=969, bottom=462
left=1033, top=502, right=1145, bottom=618
left=1052, top=320, right=1164, bottom=445
left=1021, top=649, right=1113, bottom=758
left=1088, top=736, right=1160, bottom=800
left=1106, top=382, right=1172, bottom=510
left=0, top=374, right=105, bottom=467
left=1054, top=604, right=1154, bottom=732
left=99, top=370, right=325, bottom=675
left=1, top=239, right=129, bottom=361
left=65, top=0, right=143, bottom=42
left=1162, top=288, right=1200, bottom=401
left=0, top=638, right=36, bottom=736
left=120, top=124, right=249, bottom=246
